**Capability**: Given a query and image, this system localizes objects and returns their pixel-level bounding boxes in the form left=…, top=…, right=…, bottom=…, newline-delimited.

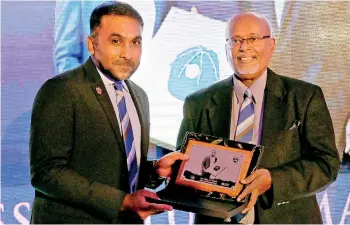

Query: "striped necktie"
left=114, top=81, right=138, bottom=192
left=235, top=89, right=254, bottom=144
left=231, top=89, right=255, bottom=224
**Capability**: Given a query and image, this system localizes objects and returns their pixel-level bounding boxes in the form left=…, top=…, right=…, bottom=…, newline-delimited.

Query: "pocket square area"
left=289, top=120, right=301, bottom=130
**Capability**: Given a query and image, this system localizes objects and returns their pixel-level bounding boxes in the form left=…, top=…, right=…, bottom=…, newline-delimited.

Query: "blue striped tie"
left=232, top=89, right=255, bottom=223
left=114, top=81, right=138, bottom=192
left=235, top=89, right=254, bottom=144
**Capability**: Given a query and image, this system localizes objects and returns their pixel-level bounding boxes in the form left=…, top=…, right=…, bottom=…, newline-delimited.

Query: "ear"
left=269, top=37, right=276, bottom=54
left=87, top=36, right=95, bottom=55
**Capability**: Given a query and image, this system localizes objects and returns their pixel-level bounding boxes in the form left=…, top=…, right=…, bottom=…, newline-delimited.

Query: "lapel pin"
left=96, top=87, right=103, bottom=95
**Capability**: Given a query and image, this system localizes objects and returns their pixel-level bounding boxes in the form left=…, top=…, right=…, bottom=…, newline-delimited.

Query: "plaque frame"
left=175, top=139, right=254, bottom=197
left=147, top=132, right=264, bottom=219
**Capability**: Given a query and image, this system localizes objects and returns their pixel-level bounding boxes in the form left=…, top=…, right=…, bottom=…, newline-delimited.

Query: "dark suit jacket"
left=30, top=58, right=151, bottom=224
left=176, top=68, right=340, bottom=224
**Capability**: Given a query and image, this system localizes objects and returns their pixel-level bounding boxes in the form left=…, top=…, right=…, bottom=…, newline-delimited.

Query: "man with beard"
left=29, top=2, right=187, bottom=223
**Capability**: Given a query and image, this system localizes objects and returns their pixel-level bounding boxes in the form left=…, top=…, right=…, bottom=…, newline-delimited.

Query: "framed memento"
left=147, top=132, right=264, bottom=219
left=175, top=139, right=253, bottom=197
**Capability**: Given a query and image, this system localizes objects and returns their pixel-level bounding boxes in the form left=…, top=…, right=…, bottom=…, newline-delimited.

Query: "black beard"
left=95, top=59, right=123, bottom=81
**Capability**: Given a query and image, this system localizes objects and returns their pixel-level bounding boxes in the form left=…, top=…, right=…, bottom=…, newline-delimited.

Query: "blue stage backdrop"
left=1, top=1, right=350, bottom=224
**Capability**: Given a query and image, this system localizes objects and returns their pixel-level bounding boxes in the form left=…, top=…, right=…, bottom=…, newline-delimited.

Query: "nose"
left=239, top=39, right=251, bottom=51
left=120, top=43, right=132, bottom=60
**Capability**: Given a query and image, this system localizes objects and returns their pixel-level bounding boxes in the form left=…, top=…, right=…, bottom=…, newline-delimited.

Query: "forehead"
left=228, top=14, right=269, bottom=36
left=97, top=15, right=142, bottom=38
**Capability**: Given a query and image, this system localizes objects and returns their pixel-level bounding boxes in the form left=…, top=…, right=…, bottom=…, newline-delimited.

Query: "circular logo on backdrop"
left=168, top=46, right=220, bottom=101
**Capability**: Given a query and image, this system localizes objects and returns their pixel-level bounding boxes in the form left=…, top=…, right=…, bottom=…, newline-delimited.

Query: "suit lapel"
left=206, top=71, right=289, bottom=147
left=208, top=77, right=233, bottom=139
left=83, top=58, right=126, bottom=158
left=125, top=80, right=149, bottom=160
left=260, top=69, right=288, bottom=147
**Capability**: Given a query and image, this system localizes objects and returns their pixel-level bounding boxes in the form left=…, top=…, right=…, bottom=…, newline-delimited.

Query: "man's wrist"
left=144, top=160, right=164, bottom=189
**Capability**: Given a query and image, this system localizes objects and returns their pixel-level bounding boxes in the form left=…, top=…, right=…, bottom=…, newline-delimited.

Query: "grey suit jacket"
left=30, top=58, right=150, bottom=223
left=176, top=68, right=340, bottom=224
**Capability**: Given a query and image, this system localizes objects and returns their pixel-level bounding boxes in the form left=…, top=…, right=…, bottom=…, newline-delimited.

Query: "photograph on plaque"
left=175, top=139, right=254, bottom=197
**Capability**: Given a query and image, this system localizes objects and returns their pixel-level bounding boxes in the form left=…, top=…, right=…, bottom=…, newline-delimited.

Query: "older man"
left=174, top=12, right=340, bottom=224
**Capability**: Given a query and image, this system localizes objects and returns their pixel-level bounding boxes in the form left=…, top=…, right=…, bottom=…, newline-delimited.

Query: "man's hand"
left=237, top=169, right=272, bottom=213
left=121, top=189, right=173, bottom=220
left=155, top=152, right=189, bottom=177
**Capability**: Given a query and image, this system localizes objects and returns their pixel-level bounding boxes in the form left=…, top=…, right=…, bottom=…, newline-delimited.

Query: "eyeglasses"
left=226, top=35, right=271, bottom=47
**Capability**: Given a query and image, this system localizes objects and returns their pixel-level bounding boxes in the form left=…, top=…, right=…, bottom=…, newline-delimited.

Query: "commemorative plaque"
left=148, top=132, right=264, bottom=220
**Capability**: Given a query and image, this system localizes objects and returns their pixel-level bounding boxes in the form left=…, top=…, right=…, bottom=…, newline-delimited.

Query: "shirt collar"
left=95, top=65, right=129, bottom=92
left=232, top=70, right=267, bottom=104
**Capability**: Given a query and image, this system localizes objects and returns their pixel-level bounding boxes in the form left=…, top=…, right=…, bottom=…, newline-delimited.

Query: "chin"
left=236, top=70, right=257, bottom=78
left=235, top=65, right=261, bottom=76
left=237, top=66, right=258, bottom=74
left=112, top=71, right=133, bottom=81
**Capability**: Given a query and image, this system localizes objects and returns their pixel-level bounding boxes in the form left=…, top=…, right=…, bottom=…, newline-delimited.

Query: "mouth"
left=114, top=60, right=133, bottom=67
left=116, top=63, right=133, bottom=72
left=237, top=56, right=257, bottom=63
left=119, top=64, right=131, bottom=68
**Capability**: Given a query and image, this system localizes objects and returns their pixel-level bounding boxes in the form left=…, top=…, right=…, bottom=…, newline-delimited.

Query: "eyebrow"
left=110, top=33, right=142, bottom=41
left=231, top=33, right=263, bottom=38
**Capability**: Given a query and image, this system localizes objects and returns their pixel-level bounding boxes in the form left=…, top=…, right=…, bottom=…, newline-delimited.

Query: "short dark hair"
left=90, top=1, right=144, bottom=35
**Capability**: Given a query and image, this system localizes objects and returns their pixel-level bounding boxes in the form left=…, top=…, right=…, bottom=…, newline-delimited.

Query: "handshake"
left=120, top=152, right=189, bottom=220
